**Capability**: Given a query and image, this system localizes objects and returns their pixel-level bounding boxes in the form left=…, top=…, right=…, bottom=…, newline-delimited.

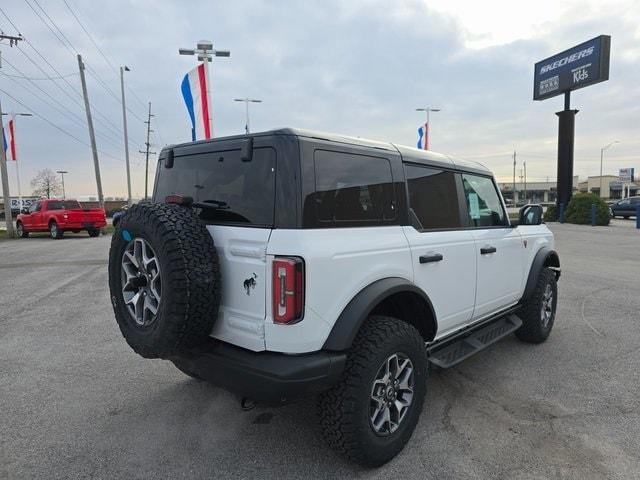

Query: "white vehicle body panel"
left=264, top=226, right=413, bottom=353
left=208, top=225, right=271, bottom=351
left=402, top=227, right=477, bottom=339
left=470, top=227, right=525, bottom=319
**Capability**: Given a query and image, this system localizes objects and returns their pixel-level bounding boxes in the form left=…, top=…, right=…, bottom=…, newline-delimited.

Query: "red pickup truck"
left=16, top=199, right=106, bottom=239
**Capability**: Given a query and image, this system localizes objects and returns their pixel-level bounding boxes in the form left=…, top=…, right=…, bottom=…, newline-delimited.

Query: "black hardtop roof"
left=165, top=127, right=491, bottom=176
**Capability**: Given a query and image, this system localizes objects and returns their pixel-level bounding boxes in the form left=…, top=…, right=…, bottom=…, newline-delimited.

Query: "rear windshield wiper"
left=165, top=195, right=230, bottom=210
left=192, top=199, right=230, bottom=210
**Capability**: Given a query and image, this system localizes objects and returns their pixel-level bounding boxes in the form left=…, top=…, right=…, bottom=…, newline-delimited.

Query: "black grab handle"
left=480, top=246, right=497, bottom=254
left=419, top=253, right=444, bottom=264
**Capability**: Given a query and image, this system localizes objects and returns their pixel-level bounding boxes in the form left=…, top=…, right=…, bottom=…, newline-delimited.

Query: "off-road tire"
left=16, top=222, right=28, bottom=238
left=108, top=202, right=221, bottom=359
left=88, top=228, right=100, bottom=237
left=515, top=267, right=557, bottom=344
left=49, top=221, right=63, bottom=239
left=318, top=316, right=428, bottom=467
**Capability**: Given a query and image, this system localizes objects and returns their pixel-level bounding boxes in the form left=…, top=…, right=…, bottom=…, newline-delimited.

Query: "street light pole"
left=415, top=107, right=441, bottom=150
left=120, top=66, right=132, bottom=206
left=179, top=40, right=230, bottom=139
left=56, top=170, right=68, bottom=199
left=599, top=141, right=619, bottom=199
left=234, top=98, right=262, bottom=133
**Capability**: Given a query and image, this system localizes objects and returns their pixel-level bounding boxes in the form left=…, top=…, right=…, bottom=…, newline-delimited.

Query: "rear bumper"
left=169, top=339, right=346, bottom=405
left=62, top=221, right=107, bottom=229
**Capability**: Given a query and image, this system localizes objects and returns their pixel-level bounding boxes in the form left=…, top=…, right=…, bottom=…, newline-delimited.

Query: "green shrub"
left=543, top=205, right=558, bottom=222
left=565, top=193, right=610, bottom=226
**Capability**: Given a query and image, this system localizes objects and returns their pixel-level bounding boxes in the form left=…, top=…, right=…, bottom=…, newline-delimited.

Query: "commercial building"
left=499, top=176, right=579, bottom=205
left=577, top=176, right=639, bottom=199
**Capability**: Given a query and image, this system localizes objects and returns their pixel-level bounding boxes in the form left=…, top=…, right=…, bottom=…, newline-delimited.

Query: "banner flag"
left=181, top=63, right=212, bottom=141
left=416, top=122, right=429, bottom=150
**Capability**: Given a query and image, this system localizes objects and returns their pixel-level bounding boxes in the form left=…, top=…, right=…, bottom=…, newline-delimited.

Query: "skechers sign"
left=533, top=35, right=611, bottom=101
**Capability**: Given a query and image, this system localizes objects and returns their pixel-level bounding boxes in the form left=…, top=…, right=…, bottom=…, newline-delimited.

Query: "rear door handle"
left=480, top=246, right=497, bottom=255
left=419, top=253, right=444, bottom=264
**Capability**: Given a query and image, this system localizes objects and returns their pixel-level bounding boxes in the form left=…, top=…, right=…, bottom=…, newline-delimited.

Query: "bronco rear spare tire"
left=108, top=202, right=221, bottom=359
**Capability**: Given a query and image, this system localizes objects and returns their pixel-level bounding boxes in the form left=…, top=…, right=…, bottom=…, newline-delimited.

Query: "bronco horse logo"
left=243, top=273, right=258, bottom=295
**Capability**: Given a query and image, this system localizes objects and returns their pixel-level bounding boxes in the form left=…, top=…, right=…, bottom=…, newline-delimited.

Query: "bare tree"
left=31, top=169, right=63, bottom=199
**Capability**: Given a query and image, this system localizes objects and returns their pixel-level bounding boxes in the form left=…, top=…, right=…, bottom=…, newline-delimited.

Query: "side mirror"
left=21, top=207, right=30, bottom=215
left=518, top=204, right=543, bottom=226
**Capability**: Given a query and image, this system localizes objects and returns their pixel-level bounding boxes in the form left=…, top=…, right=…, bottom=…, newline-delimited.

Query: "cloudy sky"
left=1, top=0, right=639, bottom=198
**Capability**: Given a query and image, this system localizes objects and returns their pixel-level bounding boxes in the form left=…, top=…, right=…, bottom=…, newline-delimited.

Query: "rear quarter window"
left=303, top=150, right=397, bottom=228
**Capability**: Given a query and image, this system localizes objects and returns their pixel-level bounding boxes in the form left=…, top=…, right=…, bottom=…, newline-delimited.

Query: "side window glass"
left=30, top=202, right=41, bottom=213
left=404, top=165, right=461, bottom=229
left=303, top=150, right=396, bottom=228
left=461, top=174, right=507, bottom=227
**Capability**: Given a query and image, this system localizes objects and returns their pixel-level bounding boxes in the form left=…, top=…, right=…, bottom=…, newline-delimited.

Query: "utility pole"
left=57, top=171, right=68, bottom=199
left=0, top=33, right=24, bottom=236
left=234, top=97, right=262, bottom=133
left=120, top=66, right=132, bottom=205
left=139, top=102, right=156, bottom=199
left=512, top=150, right=516, bottom=205
left=77, top=54, right=104, bottom=210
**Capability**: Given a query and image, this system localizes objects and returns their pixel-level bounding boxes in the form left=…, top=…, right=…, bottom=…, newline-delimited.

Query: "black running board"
left=427, top=314, right=523, bottom=369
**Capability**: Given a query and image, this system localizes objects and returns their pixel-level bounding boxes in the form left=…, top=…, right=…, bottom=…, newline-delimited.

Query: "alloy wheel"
left=540, top=283, right=554, bottom=328
left=121, top=238, right=162, bottom=326
left=369, top=353, right=414, bottom=435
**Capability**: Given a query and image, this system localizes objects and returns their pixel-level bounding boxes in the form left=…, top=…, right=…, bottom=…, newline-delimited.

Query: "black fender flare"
left=521, top=247, right=560, bottom=301
left=322, top=277, right=436, bottom=351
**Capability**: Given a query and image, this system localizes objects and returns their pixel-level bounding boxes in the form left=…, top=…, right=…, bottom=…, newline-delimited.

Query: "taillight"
left=272, top=256, right=305, bottom=324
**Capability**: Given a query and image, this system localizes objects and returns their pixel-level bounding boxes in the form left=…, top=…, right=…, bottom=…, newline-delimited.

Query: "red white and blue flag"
left=416, top=122, right=429, bottom=150
left=181, top=63, right=212, bottom=141
left=2, top=116, right=17, bottom=161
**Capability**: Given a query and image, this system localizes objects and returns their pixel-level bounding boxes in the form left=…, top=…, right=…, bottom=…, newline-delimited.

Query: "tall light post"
left=120, top=65, right=132, bottom=206
left=600, top=140, right=619, bottom=199
left=415, top=107, right=441, bottom=150
left=179, top=40, right=230, bottom=138
left=234, top=98, right=262, bottom=134
left=2, top=112, right=32, bottom=212
left=56, top=171, right=68, bottom=199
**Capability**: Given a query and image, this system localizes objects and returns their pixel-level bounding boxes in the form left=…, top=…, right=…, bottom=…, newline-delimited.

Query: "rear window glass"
left=47, top=201, right=81, bottom=210
left=154, top=147, right=276, bottom=227
left=303, top=150, right=397, bottom=228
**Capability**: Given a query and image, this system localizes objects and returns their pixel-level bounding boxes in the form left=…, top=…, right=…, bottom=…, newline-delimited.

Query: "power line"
left=58, top=0, right=148, bottom=120
left=0, top=71, right=78, bottom=80
left=0, top=6, right=22, bottom=34
left=20, top=0, right=145, bottom=143
left=0, top=86, right=126, bottom=163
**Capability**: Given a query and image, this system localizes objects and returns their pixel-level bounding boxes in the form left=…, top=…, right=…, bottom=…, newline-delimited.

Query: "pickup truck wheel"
left=49, top=221, right=63, bottom=239
left=16, top=222, right=28, bottom=238
left=88, top=228, right=100, bottom=237
left=108, top=202, right=221, bottom=359
left=318, top=316, right=427, bottom=467
left=515, top=268, right=557, bottom=344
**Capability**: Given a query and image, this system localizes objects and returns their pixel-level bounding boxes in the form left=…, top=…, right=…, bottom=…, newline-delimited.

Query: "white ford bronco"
left=108, top=128, right=560, bottom=467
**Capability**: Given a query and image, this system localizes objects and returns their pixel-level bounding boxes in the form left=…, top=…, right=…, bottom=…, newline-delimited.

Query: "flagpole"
left=204, top=58, right=213, bottom=138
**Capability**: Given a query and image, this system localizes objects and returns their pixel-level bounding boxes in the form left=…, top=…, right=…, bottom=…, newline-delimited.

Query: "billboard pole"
left=555, top=92, right=578, bottom=209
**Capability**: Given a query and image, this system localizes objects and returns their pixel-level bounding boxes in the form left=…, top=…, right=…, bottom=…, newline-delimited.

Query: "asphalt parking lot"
left=1, top=221, right=639, bottom=479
